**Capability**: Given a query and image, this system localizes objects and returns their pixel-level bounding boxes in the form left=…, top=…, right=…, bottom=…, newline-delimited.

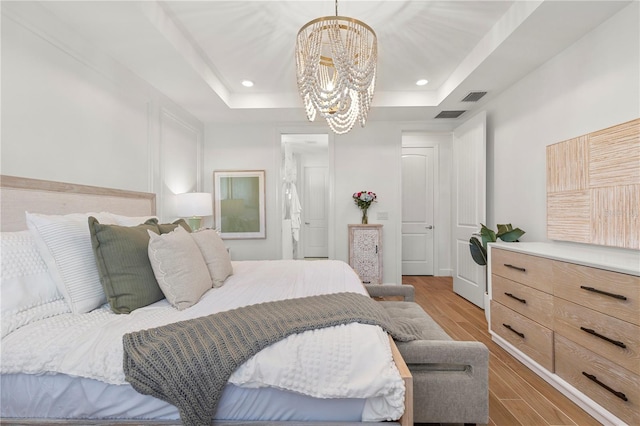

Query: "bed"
left=0, top=175, right=413, bottom=425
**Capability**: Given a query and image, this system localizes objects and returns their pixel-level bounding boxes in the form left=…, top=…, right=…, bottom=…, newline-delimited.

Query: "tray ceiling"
left=8, top=1, right=631, bottom=124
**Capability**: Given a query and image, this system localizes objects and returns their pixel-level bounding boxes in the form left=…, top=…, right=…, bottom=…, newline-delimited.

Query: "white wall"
left=1, top=2, right=204, bottom=221
left=205, top=121, right=408, bottom=283
left=4, top=0, right=636, bottom=275
left=204, top=121, right=462, bottom=282
left=205, top=3, right=639, bottom=275
left=333, top=122, right=403, bottom=283
left=203, top=123, right=279, bottom=259
left=484, top=2, right=639, bottom=245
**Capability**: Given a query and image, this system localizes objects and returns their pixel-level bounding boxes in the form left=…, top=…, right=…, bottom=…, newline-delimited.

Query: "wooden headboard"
left=0, top=175, right=156, bottom=232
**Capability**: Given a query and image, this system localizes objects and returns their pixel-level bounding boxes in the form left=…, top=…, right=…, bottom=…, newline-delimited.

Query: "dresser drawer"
left=490, top=300, right=554, bottom=371
left=554, top=298, right=640, bottom=376
left=491, top=249, right=553, bottom=293
left=555, top=335, right=640, bottom=426
left=553, top=261, right=640, bottom=326
left=492, top=274, right=554, bottom=328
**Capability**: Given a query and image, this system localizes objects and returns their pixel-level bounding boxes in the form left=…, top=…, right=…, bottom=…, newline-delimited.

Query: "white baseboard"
left=438, top=268, right=453, bottom=276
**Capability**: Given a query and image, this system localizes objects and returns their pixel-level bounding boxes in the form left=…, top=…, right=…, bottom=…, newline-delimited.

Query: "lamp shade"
left=175, top=192, right=213, bottom=217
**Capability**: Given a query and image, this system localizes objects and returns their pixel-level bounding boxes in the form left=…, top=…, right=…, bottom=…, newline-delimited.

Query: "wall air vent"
left=461, top=91, right=487, bottom=102
left=435, top=110, right=466, bottom=119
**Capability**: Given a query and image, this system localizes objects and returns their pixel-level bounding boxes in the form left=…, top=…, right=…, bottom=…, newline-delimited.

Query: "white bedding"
left=1, top=374, right=365, bottom=421
left=1, top=259, right=405, bottom=421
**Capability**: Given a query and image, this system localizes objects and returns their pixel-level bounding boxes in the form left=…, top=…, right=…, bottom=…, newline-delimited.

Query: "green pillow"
left=157, top=218, right=192, bottom=234
left=88, top=217, right=164, bottom=314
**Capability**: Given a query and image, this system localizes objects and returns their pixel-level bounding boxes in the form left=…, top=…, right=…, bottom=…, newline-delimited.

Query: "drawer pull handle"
left=580, top=327, right=627, bottom=348
left=582, top=372, right=628, bottom=401
left=504, top=292, right=527, bottom=304
left=580, top=286, right=627, bottom=300
left=502, top=323, right=525, bottom=338
left=504, top=264, right=526, bottom=272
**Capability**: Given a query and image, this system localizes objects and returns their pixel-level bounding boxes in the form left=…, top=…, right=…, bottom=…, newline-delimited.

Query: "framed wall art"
left=213, top=170, right=265, bottom=239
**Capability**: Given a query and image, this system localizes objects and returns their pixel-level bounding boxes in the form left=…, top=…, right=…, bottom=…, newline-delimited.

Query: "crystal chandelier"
left=295, top=0, right=377, bottom=134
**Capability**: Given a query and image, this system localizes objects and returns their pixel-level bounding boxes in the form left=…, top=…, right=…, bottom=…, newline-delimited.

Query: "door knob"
left=305, top=222, right=310, bottom=225
left=425, top=225, right=433, bottom=229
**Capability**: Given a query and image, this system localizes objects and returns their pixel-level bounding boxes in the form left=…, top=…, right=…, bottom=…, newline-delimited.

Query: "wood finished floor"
left=400, top=275, right=603, bottom=426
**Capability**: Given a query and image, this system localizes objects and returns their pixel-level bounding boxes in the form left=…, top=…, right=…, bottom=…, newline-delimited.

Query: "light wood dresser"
left=488, top=242, right=640, bottom=426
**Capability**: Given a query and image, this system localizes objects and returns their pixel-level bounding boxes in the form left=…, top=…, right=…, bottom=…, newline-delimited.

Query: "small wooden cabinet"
left=348, top=224, right=382, bottom=284
left=488, top=242, right=640, bottom=426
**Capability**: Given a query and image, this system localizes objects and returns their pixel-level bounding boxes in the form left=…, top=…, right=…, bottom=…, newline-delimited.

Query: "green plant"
left=469, top=223, right=525, bottom=266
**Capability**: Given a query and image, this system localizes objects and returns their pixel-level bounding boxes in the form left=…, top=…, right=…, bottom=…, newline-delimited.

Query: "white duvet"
left=1, top=260, right=405, bottom=421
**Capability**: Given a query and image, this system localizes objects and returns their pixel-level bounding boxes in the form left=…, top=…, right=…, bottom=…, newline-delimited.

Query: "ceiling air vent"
left=435, top=110, right=466, bottom=119
left=461, top=91, right=487, bottom=102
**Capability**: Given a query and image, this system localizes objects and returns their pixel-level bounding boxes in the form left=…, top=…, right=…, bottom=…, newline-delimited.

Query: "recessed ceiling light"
left=416, top=79, right=429, bottom=86
left=241, top=80, right=254, bottom=87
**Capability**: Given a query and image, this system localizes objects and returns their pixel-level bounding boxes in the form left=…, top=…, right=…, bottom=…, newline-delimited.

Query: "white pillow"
left=25, top=211, right=116, bottom=313
left=191, top=229, right=233, bottom=288
left=1, top=231, right=71, bottom=337
left=147, top=227, right=212, bottom=310
left=110, top=214, right=158, bottom=227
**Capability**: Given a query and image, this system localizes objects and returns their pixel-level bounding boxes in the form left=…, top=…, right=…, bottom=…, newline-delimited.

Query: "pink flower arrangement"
left=352, top=191, right=377, bottom=210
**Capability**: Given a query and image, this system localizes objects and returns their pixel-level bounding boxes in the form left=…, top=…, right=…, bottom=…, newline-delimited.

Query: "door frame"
left=401, top=145, right=438, bottom=276
left=401, top=131, right=453, bottom=276
left=301, top=164, right=329, bottom=258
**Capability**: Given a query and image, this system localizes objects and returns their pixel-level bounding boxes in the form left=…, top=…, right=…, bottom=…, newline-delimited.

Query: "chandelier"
left=295, top=0, right=377, bottom=134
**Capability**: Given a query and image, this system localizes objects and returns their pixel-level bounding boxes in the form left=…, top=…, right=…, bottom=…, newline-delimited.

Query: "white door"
left=303, top=166, right=328, bottom=258
left=452, top=111, right=487, bottom=308
left=402, top=147, right=434, bottom=275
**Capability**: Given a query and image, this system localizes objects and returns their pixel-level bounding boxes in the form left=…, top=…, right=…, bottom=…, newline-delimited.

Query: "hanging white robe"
left=289, top=184, right=302, bottom=242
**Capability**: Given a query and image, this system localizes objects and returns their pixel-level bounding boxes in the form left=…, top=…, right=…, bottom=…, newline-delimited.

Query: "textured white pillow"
left=147, top=227, right=211, bottom=310
left=25, top=211, right=116, bottom=313
left=191, top=229, right=233, bottom=288
left=1, top=231, right=71, bottom=337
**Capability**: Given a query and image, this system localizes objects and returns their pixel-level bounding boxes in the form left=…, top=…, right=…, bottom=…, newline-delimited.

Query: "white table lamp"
left=176, top=192, right=212, bottom=230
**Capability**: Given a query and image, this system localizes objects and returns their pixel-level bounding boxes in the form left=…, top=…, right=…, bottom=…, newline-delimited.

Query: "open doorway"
left=280, top=134, right=329, bottom=259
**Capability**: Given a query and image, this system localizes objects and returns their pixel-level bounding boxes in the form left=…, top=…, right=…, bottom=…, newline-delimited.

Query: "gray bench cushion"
left=363, top=284, right=415, bottom=302
left=379, top=301, right=451, bottom=341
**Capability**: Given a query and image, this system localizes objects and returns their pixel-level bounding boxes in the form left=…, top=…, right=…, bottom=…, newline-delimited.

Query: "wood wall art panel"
left=589, top=119, right=640, bottom=187
left=546, top=135, right=588, bottom=193
left=547, top=118, right=640, bottom=250
left=625, top=184, right=639, bottom=249
left=590, top=184, right=640, bottom=249
left=547, top=191, right=591, bottom=243
left=591, top=186, right=627, bottom=248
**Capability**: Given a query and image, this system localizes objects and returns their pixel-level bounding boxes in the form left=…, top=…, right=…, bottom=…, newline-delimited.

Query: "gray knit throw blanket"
left=123, top=292, right=419, bottom=426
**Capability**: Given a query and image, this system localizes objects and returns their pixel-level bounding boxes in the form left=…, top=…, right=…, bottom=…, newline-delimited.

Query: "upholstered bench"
left=365, top=284, right=489, bottom=425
